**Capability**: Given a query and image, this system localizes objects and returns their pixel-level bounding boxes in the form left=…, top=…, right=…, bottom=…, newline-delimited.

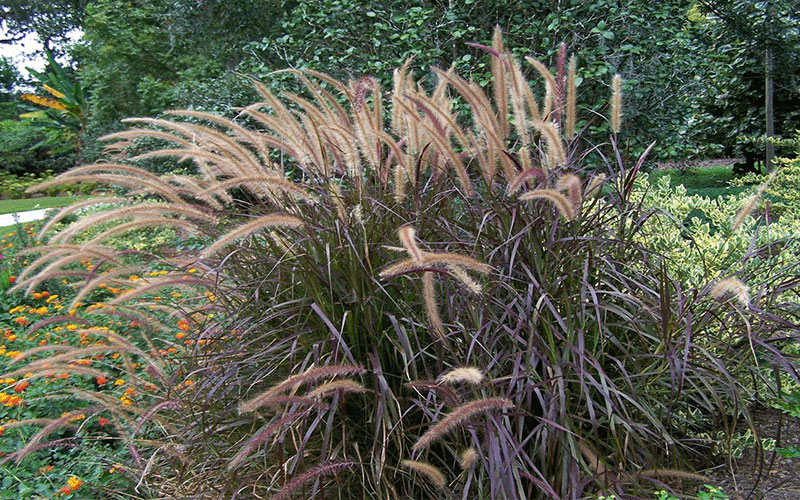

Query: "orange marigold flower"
left=8, top=276, right=15, bottom=284
left=96, top=376, right=108, bottom=385
left=98, top=417, right=109, bottom=427
left=32, top=292, right=42, bottom=300
left=14, top=381, right=29, bottom=393
left=177, top=319, right=190, bottom=331
left=175, top=332, right=186, bottom=340
left=59, top=486, right=72, bottom=495
left=14, top=317, right=28, bottom=326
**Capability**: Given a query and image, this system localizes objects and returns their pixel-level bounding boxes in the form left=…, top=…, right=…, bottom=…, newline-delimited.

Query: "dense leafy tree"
left=0, top=56, right=19, bottom=95
left=688, top=1, right=800, bottom=157
left=241, top=0, right=707, bottom=157
left=74, top=0, right=284, bottom=124
left=1, top=0, right=87, bottom=50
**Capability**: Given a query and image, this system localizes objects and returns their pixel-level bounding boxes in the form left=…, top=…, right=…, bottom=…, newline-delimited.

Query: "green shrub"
left=0, top=120, right=74, bottom=177
left=4, top=32, right=799, bottom=499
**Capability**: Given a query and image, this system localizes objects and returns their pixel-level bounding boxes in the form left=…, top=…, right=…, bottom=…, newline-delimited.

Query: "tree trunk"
left=765, top=47, right=774, bottom=169
left=765, top=2, right=775, bottom=170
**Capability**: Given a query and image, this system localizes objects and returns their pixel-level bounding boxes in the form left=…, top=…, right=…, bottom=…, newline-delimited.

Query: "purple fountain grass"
left=412, top=398, right=513, bottom=453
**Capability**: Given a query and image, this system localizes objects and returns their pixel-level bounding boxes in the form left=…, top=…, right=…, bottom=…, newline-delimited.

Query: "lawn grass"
left=0, top=195, right=88, bottom=215
left=649, top=164, right=755, bottom=198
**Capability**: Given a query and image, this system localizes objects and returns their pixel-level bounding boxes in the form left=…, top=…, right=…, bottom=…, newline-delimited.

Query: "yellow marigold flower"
left=66, top=324, right=78, bottom=331
left=187, top=268, right=197, bottom=273
left=119, top=395, right=133, bottom=406
left=67, top=476, right=83, bottom=490
left=45, top=294, right=59, bottom=303
left=5, top=351, right=22, bottom=358
left=128, top=275, right=140, bottom=281
left=0, top=393, right=9, bottom=403
left=114, top=378, right=126, bottom=386
left=109, top=464, right=122, bottom=474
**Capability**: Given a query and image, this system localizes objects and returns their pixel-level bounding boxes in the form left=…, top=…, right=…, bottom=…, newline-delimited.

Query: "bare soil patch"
left=706, top=407, right=800, bottom=500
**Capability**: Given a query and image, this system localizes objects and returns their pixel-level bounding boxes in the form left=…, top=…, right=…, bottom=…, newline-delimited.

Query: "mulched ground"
left=706, top=407, right=800, bottom=500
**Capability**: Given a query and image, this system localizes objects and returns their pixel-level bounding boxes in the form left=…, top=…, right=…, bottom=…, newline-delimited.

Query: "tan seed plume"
left=438, top=367, right=485, bottom=385
left=611, top=74, right=622, bottom=134
left=401, top=460, right=446, bottom=489
left=711, top=277, right=750, bottom=306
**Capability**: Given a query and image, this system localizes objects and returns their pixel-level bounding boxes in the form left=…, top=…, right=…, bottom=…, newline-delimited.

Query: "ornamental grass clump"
left=5, top=28, right=800, bottom=499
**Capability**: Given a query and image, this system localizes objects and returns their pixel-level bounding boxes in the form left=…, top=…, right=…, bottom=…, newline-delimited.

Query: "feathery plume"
left=307, top=379, right=366, bottom=398
left=201, top=214, right=303, bottom=257
left=12, top=410, right=93, bottom=464
left=270, top=461, right=357, bottom=500
left=637, top=468, right=709, bottom=482
left=458, top=448, right=478, bottom=470
left=732, top=194, right=760, bottom=231
left=526, top=57, right=558, bottom=119
left=227, top=410, right=311, bottom=471
left=555, top=173, right=583, bottom=215
left=566, top=55, right=577, bottom=139
left=585, top=173, right=606, bottom=198
left=732, top=170, right=776, bottom=231
left=611, top=74, right=622, bottom=134
left=556, top=43, right=567, bottom=121
left=711, top=277, right=750, bottom=306
left=519, top=189, right=577, bottom=220
left=491, top=27, right=509, bottom=138
left=506, top=167, right=546, bottom=196
left=405, top=381, right=461, bottom=407
left=401, top=460, right=446, bottom=489
left=534, top=120, right=566, bottom=170
left=412, top=398, right=512, bottom=453
left=444, top=264, right=482, bottom=294
left=37, top=197, right=125, bottom=240
left=423, top=273, right=446, bottom=341
left=239, top=365, right=365, bottom=414
left=577, top=440, right=606, bottom=475
left=398, top=225, right=424, bottom=263
left=438, top=367, right=484, bottom=385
